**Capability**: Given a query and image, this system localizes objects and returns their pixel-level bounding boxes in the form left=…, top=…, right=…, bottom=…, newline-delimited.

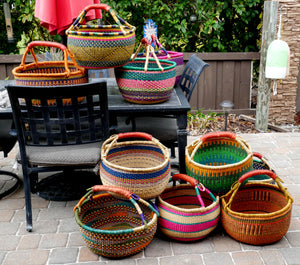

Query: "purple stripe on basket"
left=68, top=35, right=134, bottom=41
left=159, top=215, right=219, bottom=233
left=159, top=203, right=219, bottom=217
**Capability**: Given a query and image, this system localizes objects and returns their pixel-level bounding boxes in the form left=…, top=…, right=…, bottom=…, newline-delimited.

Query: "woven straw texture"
left=157, top=174, right=220, bottom=241
left=185, top=132, right=253, bottom=195
left=100, top=132, right=171, bottom=200
left=115, top=58, right=176, bottom=104
left=221, top=170, right=293, bottom=245
left=66, top=4, right=136, bottom=69
left=74, top=185, right=158, bottom=257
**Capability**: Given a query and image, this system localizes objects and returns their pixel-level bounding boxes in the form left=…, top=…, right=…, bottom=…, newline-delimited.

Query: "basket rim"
left=101, top=139, right=170, bottom=173
left=185, top=135, right=253, bottom=170
left=12, top=61, right=87, bottom=78
left=75, top=192, right=158, bottom=235
left=118, top=58, right=177, bottom=72
left=158, top=184, right=220, bottom=214
left=221, top=183, right=293, bottom=219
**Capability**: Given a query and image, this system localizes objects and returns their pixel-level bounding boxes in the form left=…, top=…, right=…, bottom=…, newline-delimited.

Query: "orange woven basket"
left=12, top=41, right=88, bottom=105
left=221, top=170, right=293, bottom=245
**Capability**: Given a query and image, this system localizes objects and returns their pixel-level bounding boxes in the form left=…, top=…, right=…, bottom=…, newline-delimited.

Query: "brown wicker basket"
left=221, top=170, right=293, bottom=245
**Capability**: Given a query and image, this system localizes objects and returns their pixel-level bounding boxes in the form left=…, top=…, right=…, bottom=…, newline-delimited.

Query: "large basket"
left=221, top=170, right=293, bottom=245
left=74, top=185, right=158, bottom=257
left=115, top=58, right=176, bottom=104
left=66, top=4, right=136, bottom=69
left=185, top=131, right=253, bottom=195
left=100, top=132, right=171, bottom=199
left=157, top=174, right=220, bottom=242
left=12, top=41, right=88, bottom=89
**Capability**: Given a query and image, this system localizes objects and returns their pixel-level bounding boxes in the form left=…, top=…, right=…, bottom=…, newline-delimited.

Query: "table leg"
left=176, top=114, right=188, bottom=174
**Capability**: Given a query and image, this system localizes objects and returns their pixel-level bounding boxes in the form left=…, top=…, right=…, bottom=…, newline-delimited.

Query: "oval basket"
left=185, top=131, right=253, bottom=195
left=74, top=185, right=159, bottom=257
left=12, top=41, right=88, bottom=105
left=115, top=58, right=176, bottom=104
left=100, top=132, right=171, bottom=199
left=157, top=174, right=220, bottom=242
left=221, top=170, right=293, bottom=245
left=66, top=4, right=136, bottom=69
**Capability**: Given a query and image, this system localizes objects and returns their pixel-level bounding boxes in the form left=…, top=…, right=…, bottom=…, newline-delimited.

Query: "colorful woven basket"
left=221, top=170, right=293, bottom=245
left=115, top=58, right=176, bottom=104
left=12, top=41, right=88, bottom=105
left=100, top=132, right=171, bottom=200
left=157, top=174, right=220, bottom=242
left=248, top=152, right=275, bottom=184
left=74, top=185, right=158, bottom=257
left=66, top=4, right=136, bottom=69
left=185, top=131, right=253, bottom=195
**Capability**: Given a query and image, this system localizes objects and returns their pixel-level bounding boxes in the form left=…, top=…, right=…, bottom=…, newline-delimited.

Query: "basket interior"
left=106, top=143, right=166, bottom=169
left=225, top=184, right=288, bottom=214
left=121, top=60, right=174, bottom=71
left=160, top=185, right=214, bottom=210
left=78, top=193, right=154, bottom=230
left=193, top=139, right=249, bottom=166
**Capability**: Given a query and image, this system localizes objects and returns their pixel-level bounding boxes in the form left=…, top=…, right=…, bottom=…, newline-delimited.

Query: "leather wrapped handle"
left=118, top=132, right=153, bottom=141
left=27, top=41, right=67, bottom=51
left=172, top=173, right=199, bottom=187
left=92, top=185, right=132, bottom=199
left=253, top=152, right=263, bottom=159
left=201, top=131, right=236, bottom=143
left=238, top=169, right=276, bottom=183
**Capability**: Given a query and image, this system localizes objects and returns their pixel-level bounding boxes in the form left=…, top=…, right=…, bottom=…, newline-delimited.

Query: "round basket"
left=66, top=4, right=136, bottom=69
left=114, top=58, right=176, bottom=104
left=74, top=185, right=158, bottom=257
left=100, top=132, right=171, bottom=200
left=157, top=174, right=220, bottom=242
left=12, top=41, right=88, bottom=105
left=221, top=170, right=293, bottom=245
left=185, top=131, right=253, bottom=195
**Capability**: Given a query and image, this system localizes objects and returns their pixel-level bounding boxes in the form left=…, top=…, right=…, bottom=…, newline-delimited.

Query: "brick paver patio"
left=0, top=132, right=299, bottom=265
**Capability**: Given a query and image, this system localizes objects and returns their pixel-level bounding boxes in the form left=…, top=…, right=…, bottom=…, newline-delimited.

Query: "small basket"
left=74, top=185, right=159, bottom=257
left=100, top=132, right=171, bottom=200
left=12, top=41, right=88, bottom=105
left=66, top=4, right=136, bottom=69
left=185, top=131, right=253, bottom=195
left=157, top=174, right=220, bottom=242
left=221, top=170, right=293, bottom=245
left=248, top=152, right=275, bottom=184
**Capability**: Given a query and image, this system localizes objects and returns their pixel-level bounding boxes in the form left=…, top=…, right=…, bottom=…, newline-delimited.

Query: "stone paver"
left=0, top=133, right=299, bottom=265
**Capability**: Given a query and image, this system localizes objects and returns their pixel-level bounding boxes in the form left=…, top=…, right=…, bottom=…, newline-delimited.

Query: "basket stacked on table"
left=157, top=174, right=220, bottom=242
left=66, top=4, right=136, bottom=69
left=74, top=185, right=159, bottom=257
left=221, top=170, right=293, bottom=245
left=185, top=131, right=253, bottom=195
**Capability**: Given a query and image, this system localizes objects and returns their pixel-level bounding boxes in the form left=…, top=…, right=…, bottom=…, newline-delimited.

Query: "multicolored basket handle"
left=66, top=4, right=136, bottom=36
left=172, top=174, right=218, bottom=207
left=131, top=38, right=164, bottom=71
left=190, top=131, right=252, bottom=160
left=222, top=169, right=293, bottom=211
left=74, top=185, right=159, bottom=229
left=19, top=41, right=85, bottom=78
left=101, top=132, right=170, bottom=166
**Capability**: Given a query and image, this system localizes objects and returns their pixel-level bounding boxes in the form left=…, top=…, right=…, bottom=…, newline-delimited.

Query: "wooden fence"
left=0, top=52, right=260, bottom=113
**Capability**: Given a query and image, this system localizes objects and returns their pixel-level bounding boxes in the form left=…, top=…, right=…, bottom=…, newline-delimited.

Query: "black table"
left=1, top=79, right=191, bottom=173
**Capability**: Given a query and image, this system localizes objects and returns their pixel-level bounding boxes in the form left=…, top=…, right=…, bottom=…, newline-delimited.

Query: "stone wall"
left=269, top=0, right=300, bottom=125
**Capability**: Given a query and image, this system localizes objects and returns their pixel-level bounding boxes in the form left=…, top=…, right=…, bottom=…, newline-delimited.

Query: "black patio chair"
left=6, top=81, right=109, bottom=232
left=116, top=54, right=209, bottom=159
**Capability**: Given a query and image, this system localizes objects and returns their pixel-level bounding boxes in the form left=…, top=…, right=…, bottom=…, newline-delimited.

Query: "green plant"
left=187, top=108, right=223, bottom=134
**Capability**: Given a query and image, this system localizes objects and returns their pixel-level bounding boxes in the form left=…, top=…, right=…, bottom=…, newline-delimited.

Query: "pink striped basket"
left=157, top=174, right=220, bottom=242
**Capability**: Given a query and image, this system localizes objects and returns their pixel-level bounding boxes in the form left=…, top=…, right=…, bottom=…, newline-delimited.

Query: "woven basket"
left=157, top=174, right=220, bottom=241
left=66, top=4, right=136, bottom=69
left=185, top=131, right=253, bottom=195
left=74, top=185, right=158, bottom=257
left=12, top=41, right=88, bottom=105
left=100, top=132, right=171, bottom=199
left=248, top=152, right=275, bottom=184
left=221, top=170, right=293, bottom=245
left=115, top=58, right=176, bottom=104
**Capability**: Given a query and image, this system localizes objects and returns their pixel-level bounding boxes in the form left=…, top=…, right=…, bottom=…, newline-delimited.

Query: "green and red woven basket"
left=185, top=131, right=253, bottom=195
